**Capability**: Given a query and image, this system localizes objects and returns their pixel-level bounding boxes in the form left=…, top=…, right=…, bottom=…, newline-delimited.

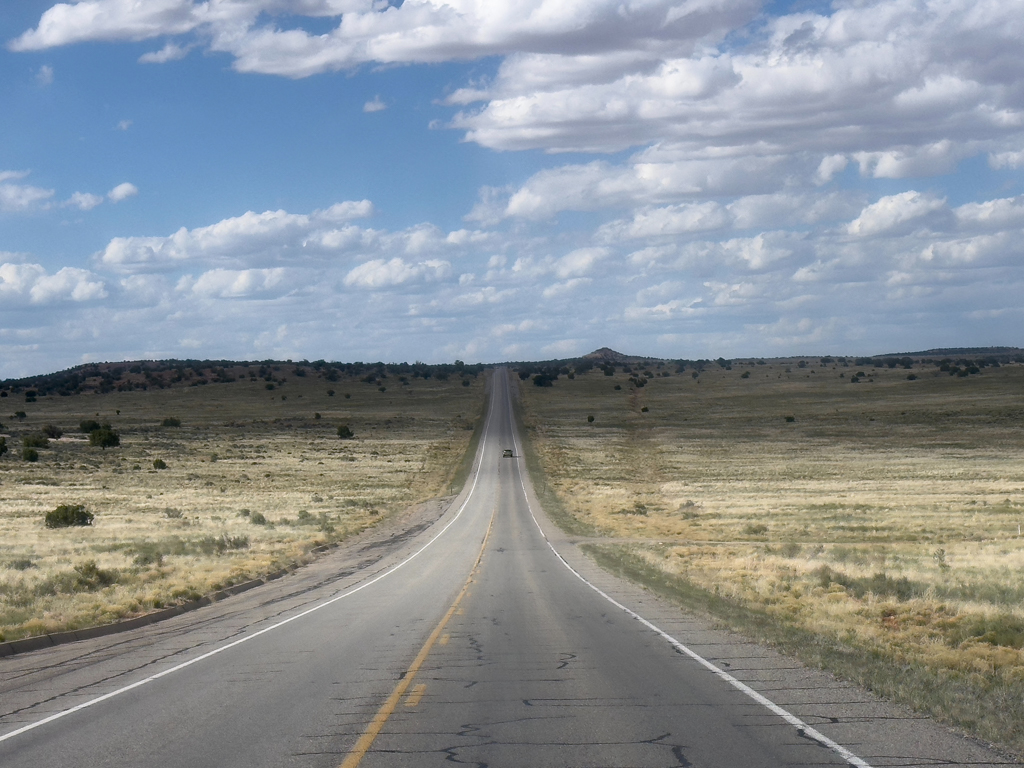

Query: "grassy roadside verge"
left=0, top=366, right=485, bottom=642
left=509, top=377, right=596, bottom=537
left=585, top=543, right=1024, bottom=757
left=510, top=364, right=1024, bottom=758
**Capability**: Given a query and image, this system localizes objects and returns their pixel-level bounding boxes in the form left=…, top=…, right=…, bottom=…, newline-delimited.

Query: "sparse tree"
left=337, top=425, right=354, bottom=439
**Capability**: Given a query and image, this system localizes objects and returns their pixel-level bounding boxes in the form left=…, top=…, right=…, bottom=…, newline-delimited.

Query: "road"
left=0, top=370, right=1014, bottom=767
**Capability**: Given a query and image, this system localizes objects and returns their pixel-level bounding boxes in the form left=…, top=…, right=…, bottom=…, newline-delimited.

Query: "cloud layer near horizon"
left=2, top=0, right=1022, bottom=376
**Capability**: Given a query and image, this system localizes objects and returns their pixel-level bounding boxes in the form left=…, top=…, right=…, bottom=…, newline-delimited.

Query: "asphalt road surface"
left=0, top=370, right=1015, bottom=767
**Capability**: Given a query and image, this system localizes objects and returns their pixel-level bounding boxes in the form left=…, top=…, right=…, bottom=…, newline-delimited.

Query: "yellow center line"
left=439, top=634, right=450, bottom=646
left=338, top=512, right=495, bottom=768
left=404, top=684, right=426, bottom=708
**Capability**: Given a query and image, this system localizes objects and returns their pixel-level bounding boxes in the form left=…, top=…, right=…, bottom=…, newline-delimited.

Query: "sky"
left=0, top=0, right=1022, bottom=378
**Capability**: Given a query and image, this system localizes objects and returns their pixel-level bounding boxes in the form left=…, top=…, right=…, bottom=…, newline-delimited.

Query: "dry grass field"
left=516, top=356, right=1024, bottom=753
left=0, top=362, right=485, bottom=643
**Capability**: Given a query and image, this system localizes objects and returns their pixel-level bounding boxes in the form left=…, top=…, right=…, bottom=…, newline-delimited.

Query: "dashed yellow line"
left=439, top=634, right=450, bottom=646
left=338, top=513, right=494, bottom=768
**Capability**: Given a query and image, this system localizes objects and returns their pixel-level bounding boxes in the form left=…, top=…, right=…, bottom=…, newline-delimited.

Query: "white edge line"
left=501, top=371, right=874, bottom=768
left=0, top=382, right=498, bottom=746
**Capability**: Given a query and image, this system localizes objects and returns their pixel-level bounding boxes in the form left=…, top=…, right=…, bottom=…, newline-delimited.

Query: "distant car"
left=502, top=449, right=514, bottom=458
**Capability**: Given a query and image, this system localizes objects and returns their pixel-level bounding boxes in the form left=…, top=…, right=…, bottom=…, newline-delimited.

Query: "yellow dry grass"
left=518, top=359, right=1024, bottom=747
left=0, top=365, right=484, bottom=641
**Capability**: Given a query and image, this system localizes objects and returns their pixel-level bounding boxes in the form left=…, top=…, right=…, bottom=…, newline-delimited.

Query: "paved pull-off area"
left=0, top=370, right=1015, bottom=767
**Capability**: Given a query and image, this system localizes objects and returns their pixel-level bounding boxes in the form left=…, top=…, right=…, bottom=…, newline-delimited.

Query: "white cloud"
left=0, top=170, right=55, bottom=212
left=139, top=41, right=190, bottom=63
left=99, top=201, right=372, bottom=272
left=116, top=119, right=132, bottom=130
left=555, top=247, right=608, bottom=279
left=846, top=191, right=948, bottom=237
left=35, top=64, right=53, bottom=85
left=189, top=268, right=289, bottom=298
left=343, top=258, right=451, bottom=289
left=363, top=95, right=386, bottom=113
left=989, top=150, right=1024, bottom=170
left=108, top=182, right=138, bottom=202
left=0, top=262, right=106, bottom=305
left=67, top=191, right=104, bottom=211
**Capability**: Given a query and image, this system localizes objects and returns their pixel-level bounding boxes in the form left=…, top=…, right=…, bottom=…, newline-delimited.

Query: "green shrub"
left=161, top=417, right=181, bottom=427
left=249, top=511, right=268, bottom=525
left=587, top=415, right=595, bottom=423
left=80, top=419, right=101, bottom=433
left=785, top=415, right=796, bottom=423
left=22, top=447, right=38, bottom=462
left=337, top=425, right=354, bottom=439
left=45, top=504, right=94, bottom=528
left=42, top=424, right=63, bottom=439
left=89, top=426, right=120, bottom=448
left=22, top=433, right=49, bottom=449
left=0, top=436, right=7, bottom=457
left=153, top=459, right=167, bottom=470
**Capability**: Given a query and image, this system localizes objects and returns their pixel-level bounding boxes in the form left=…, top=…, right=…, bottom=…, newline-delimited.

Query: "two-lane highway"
left=0, top=370, right=1007, bottom=767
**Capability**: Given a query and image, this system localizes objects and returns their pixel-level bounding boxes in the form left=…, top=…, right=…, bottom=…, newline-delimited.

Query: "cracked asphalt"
left=0, top=370, right=1017, bottom=767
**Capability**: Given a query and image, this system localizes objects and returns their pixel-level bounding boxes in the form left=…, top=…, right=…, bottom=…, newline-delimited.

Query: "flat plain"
left=516, top=356, right=1024, bottom=754
left=0, top=362, right=484, bottom=642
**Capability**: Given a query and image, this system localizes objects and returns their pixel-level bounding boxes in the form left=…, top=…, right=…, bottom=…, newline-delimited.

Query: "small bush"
left=740, top=371, right=750, bottom=378
left=80, top=419, right=101, bottom=433
left=163, top=507, right=183, bottom=519
left=743, top=523, right=769, bottom=536
left=326, top=390, right=335, bottom=397
left=587, top=415, right=595, bottom=423
left=161, top=417, right=181, bottom=427
left=153, top=459, right=168, bottom=470
left=22, top=433, right=49, bottom=449
left=89, top=426, right=120, bottom=448
left=337, top=424, right=354, bottom=439
left=784, top=415, right=796, bottom=423
left=249, top=511, right=268, bottom=525
left=22, top=448, right=39, bottom=462
left=42, top=424, right=63, bottom=439
left=640, top=406, right=649, bottom=412
left=0, top=436, right=7, bottom=458
left=314, top=412, right=321, bottom=420
left=45, top=504, right=94, bottom=528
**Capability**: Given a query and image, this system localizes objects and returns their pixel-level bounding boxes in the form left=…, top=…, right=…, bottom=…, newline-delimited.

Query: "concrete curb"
left=0, top=544, right=343, bottom=658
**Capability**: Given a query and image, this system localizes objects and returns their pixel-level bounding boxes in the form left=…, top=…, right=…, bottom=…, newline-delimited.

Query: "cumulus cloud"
left=98, top=200, right=375, bottom=272
left=344, top=258, right=452, bottom=289
left=0, top=262, right=106, bottom=304
left=35, top=64, right=53, bottom=85
left=0, top=170, right=55, bottom=212
left=66, top=191, right=104, bottom=211
left=108, top=182, right=138, bottom=202
left=363, top=95, right=386, bottom=112
left=139, top=41, right=191, bottom=63
left=187, top=268, right=290, bottom=298
left=11, top=0, right=758, bottom=76
left=846, top=191, right=948, bottom=237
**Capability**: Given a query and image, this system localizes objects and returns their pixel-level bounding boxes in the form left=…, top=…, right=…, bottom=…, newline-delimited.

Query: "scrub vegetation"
left=0, top=360, right=485, bottom=642
left=516, top=350, right=1024, bottom=754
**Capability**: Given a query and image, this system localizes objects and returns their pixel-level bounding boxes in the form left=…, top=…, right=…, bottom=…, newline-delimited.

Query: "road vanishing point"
left=0, top=370, right=1014, bottom=767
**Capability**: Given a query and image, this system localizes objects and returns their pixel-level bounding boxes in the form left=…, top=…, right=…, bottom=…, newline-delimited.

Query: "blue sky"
left=1, top=0, right=1022, bottom=377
